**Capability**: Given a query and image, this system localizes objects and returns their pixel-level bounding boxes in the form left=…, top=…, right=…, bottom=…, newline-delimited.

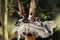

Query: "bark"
left=24, top=36, right=36, bottom=40
left=1, top=0, right=8, bottom=40
left=11, top=0, right=13, bottom=4
left=29, top=0, right=36, bottom=16
left=0, top=0, right=1, bottom=15
left=28, top=0, right=37, bottom=22
left=18, top=0, right=24, bottom=16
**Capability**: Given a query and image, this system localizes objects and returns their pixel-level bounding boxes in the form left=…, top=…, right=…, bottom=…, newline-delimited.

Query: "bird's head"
left=22, top=14, right=26, bottom=17
left=18, top=14, right=26, bottom=22
left=34, top=16, right=39, bottom=21
left=29, top=13, right=33, bottom=15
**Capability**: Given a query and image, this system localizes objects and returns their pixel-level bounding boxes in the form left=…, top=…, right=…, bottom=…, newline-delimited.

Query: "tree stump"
left=24, top=35, right=36, bottom=40
left=13, top=21, right=57, bottom=40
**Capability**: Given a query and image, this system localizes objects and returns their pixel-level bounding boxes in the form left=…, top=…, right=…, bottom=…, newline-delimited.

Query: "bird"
left=34, top=16, right=51, bottom=33
left=34, top=16, right=42, bottom=25
left=28, top=13, right=33, bottom=21
left=18, top=14, right=26, bottom=22
left=15, top=14, right=26, bottom=26
left=44, top=25, right=51, bottom=33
